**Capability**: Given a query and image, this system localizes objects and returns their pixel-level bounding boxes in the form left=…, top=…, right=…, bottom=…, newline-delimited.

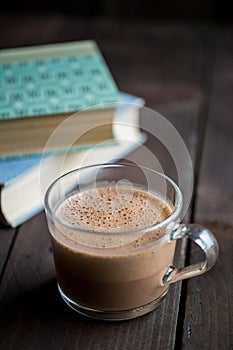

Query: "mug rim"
left=44, top=163, right=183, bottom=240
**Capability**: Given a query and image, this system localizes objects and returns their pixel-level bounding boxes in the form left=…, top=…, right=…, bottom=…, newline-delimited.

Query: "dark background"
left=0, top=0, right=232, bottom=22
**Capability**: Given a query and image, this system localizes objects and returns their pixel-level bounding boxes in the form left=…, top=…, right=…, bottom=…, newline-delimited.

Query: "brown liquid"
left=50, top=186, right=176, bottom=311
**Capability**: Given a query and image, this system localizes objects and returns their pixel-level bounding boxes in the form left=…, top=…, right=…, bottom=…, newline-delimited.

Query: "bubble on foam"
left=56, top=184, right=172, bottom=248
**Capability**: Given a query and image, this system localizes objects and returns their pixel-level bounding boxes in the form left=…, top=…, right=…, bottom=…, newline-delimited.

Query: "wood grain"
left=182, top=27, right=233, bottom=349
left=0, top=226, right=16, bottom=278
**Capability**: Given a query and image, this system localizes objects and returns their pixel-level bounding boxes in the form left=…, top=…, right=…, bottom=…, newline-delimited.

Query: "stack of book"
left=0, top=40, right=146, bottom=227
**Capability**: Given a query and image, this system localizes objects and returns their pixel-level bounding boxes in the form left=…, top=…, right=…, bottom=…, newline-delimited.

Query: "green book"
left=0, top=40, right=119, bottom=157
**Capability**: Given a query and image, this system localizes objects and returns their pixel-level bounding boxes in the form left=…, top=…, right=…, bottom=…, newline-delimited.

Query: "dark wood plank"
left=0, top=226, right=16, bottom=278
left=182, top=26, right=233, bottom=349
left=0, top=13, right=64, bottom=48
left=0, top=14, right=209, bottom=350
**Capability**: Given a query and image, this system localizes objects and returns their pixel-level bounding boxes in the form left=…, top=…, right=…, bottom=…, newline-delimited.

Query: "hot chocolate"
left=49, top=185, right=176, bottom=311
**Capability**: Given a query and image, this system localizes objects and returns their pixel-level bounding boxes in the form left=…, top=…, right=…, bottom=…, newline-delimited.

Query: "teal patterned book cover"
left=0, top=40, right=119, bottom=120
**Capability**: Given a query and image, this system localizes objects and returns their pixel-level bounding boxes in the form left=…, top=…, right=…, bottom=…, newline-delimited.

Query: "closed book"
left=0, top=40, right=119, bottom=158
left=0, top=93, right=146, bottom=227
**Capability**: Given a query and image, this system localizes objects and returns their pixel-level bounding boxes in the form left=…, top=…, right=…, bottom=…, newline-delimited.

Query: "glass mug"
left=44, top=163, right=219, bottom=321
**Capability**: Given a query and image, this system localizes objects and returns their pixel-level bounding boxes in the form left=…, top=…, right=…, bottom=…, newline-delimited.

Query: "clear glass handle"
left=162, top=224, right=219, bottom=285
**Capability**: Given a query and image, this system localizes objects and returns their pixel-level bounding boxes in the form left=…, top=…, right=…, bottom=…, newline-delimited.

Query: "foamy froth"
left=55, top=185, right=172, bottom=249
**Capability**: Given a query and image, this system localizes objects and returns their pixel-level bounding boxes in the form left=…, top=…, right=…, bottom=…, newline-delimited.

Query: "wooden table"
left=0, top=14, right=232, bottom=350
